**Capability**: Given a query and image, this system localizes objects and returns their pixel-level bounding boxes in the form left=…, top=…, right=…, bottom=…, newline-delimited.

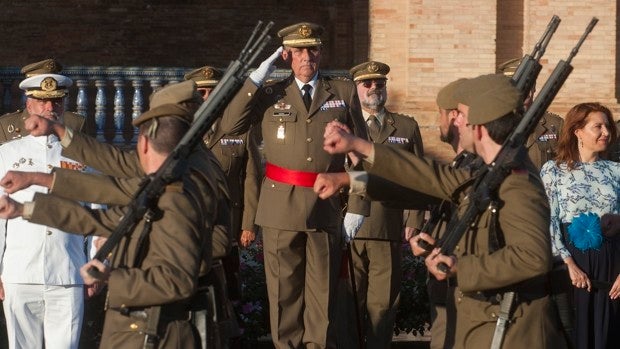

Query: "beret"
left=133, top=103, right=193, bottom=127
left=349, top=61, right=390, bottom=82
left=149, top=80, right=202, bottom=109
left=456, top=74, right=521, bottom=125
left=436, top=78, right=468, bottom=110
left=278, top=22, right=324, bottom=47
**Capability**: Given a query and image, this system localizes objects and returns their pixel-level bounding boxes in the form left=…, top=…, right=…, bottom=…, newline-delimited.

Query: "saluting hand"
left=314, top=172, right=350, bottom=199
left=0, top=195, right=23, bottom=220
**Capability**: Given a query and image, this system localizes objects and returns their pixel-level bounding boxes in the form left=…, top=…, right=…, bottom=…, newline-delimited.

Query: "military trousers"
left=262, top=227, right=341, bottom=349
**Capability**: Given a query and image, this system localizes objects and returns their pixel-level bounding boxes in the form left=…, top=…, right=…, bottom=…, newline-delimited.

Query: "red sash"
left=265, top=162, right=319, bottom=187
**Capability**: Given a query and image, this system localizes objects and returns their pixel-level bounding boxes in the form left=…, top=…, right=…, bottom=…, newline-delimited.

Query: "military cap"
left=436, top=78, right=468, bottom=110
left=184, top=66, right=223, bottom=88
left=18, top=73, right=72, bottom=99
left=149, top=80, right=202, bottom=109
left=349, top=61, right=390, bottom=82
left=20, top=59, right=63, bottom=77
left=456, top=74, right=521, bottom=125
left=496, top=58, right=521, bottom=77
left=278, top=22, right=324, bottom=47
left=133, top=103, right=192, bottom=127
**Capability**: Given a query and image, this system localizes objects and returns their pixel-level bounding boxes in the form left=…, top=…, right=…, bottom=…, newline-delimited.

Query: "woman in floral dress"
left=540, top=102, right=620, bottom=349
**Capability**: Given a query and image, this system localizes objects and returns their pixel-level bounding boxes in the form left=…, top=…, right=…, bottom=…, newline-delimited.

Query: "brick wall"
left=0, top=0, right=367, bottom=69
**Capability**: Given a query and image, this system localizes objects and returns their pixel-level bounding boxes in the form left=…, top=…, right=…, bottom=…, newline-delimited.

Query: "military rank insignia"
left=320, top=100, right=346, bottom=111
left=538, top=133, right=558, bottom=142
left=388, top=136, right=410, bottom=144
left=220, top=138, right=244, bottom=146
left=60, top=160, right=86, bottom=171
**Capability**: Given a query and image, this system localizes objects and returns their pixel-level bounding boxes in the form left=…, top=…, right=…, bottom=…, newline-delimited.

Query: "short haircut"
left=138, top=116, right=190, bottom=154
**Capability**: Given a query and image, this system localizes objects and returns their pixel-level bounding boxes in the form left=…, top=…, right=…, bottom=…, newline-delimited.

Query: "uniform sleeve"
left=52, top=167, right=140, bottom=205
left=540, top=161, right=571, bottom=259
left=61, top=131, right=144, bottom=178
left=106, top=191, right=205, bottom=306
left=241, top=124, right=262, bottom=232
left=219, top=78, right=261, bottom=136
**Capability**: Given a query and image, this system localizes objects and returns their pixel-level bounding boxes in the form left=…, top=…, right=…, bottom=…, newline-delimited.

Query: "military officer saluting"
left=219, top=22, right=368, bottom=349
left=0, top=58, right=85, bottom=143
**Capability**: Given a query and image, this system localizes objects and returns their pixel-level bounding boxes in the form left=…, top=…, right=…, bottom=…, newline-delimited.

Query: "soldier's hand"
left=314, top=172, right=350, bottom=199
left=409, top=232, right=436, bottom=257
left=80, top=259, right=110, bottom=285
left=25, top=113, right=56, bottom=136
left=249, top=46, right=284, bottom=86
left=85, top=281, right=104, bottom=299
left=425, top=248, right=457, bottom=281
left=1, top=171, right=52, bottom=194
left=0, top=195, right=23, bottom=219
left=239, top=230, right=256, bottom=248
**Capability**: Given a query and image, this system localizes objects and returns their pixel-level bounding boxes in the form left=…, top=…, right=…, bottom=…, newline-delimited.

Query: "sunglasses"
left=360, top=79, right=386, bottom=89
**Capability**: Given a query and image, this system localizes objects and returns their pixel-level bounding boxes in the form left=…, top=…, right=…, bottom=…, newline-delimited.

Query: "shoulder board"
left=0, top=110, right=23, bottom=120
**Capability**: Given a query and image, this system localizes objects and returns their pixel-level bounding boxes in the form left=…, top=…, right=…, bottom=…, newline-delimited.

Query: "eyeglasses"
left=360, top=79, right=386, bottom=89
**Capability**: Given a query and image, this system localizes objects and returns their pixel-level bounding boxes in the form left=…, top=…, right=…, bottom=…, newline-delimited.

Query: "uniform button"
left=247, top=92, right=252, bottom=97
left=46, top=231, right=52, bottom=236
left=306, top=157, right=313, bottom=162
left=130, top=323, right=138, bottom=330
left=306, top=119, right=312, bottom=124
left=279, top=118, right=283, bottom=122
left=306, top=137, right=312, bottom=143
left=491, top=312, right=497, bottom=318
left=47, top=165, right=53, bottom=170
left=271, top=184, right=275, bottom=188
left=47, top=144, right=52, bottom=149
left=15, top=128, right=20, bottom=133
left=455, top=246, right=460, bottom=251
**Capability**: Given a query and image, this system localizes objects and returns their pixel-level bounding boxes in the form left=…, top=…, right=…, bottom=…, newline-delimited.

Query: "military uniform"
left=526, top=112, right=563, bottom=169
left=0, top=58, right=86, bottom=144
left=340, top=61, right=424, bottom=348
left=220, top=23, right=368, bottom=348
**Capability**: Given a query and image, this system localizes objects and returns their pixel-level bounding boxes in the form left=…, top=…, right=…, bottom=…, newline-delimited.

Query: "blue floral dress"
left=541, top=159, right=620, bottom=349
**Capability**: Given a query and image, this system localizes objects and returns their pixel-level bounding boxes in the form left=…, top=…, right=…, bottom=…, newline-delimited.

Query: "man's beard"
left=440, top=126, right=455, bottom=144
left=362, top=92, right=385, bottom=110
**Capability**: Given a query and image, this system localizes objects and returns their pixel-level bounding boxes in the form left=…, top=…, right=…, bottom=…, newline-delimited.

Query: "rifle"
left=417, top=16, right=561, bottom=255
left=435, top=17, right=598, bottom=273
left=89, top=21, right=274, bottom=278
left=511, top=15, right=561, bottom=95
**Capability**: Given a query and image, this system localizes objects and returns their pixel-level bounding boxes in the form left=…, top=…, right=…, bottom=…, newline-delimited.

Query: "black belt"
left=111, top=304, right=191, bottom=322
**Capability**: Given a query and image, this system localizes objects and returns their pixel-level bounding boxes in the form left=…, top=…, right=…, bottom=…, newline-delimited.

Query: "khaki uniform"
left=526, top=112, right=563, bottom=169
left=29, top=176, right=214, bottom=349
left=205, top=118, right=261, bottom=243
left=0, top=109, right=85, bottom=144
left=221, top=75, right=367, bottom=348
left=54, top=130, right=229, bottom=275
left=346, top=111, right=424, bottom=348
left=366, top=144, right=567, bottom=349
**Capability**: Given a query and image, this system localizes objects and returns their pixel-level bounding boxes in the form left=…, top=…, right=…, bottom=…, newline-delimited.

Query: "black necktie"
left=302, top=84, right=312, bottom=111
left=367, top=114, right=380, bottom=140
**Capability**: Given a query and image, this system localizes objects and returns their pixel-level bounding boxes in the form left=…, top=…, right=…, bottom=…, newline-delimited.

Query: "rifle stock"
left=88, top=21, right=274, bottom=279
left=436, top=18, right=598, bottom=273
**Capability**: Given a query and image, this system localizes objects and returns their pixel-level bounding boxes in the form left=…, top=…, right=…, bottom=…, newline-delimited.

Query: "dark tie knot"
left=302, top=84, right=312, bottom=111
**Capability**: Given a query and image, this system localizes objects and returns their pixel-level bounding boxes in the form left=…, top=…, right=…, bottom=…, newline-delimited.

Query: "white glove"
left=344, top=213, right=365, bottom=243
left=249, top=46, right=284, bottom=86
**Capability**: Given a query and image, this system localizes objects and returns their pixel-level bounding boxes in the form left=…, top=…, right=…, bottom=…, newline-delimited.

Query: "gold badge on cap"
left=202, top=68, right=214, bottom=79
left=40, top=77, right=58, bottom=91
left=298, top=25, right=312, bottom=38
left=367, top=62, right=379, bottom=73
left=45, top=60, right=57, bottom=72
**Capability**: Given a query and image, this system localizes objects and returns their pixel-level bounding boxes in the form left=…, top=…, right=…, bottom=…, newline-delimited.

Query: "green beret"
left=496, top=58, right=521, bottom=77
left=21, top=59, right=63, bottom=77
left=184, top=66, right=223, bottom=88
left=133, top=103, right=192, bottom=127
left=149, top=81, right=202, bottom=109
left=436, top=78, right=468, bottom=110
left=278, top=22, right=324, bottom=47
left=349, top=61, right=390, bottom=82
left=458, top=74, right=521, bottom=125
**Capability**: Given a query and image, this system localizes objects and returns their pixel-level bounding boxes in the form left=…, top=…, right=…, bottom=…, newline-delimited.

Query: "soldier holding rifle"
left=314, top=74, right=568, bottom=348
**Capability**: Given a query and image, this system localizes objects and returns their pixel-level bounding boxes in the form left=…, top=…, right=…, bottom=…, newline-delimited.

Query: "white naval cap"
left=18, top=73, right=73, bottom=99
